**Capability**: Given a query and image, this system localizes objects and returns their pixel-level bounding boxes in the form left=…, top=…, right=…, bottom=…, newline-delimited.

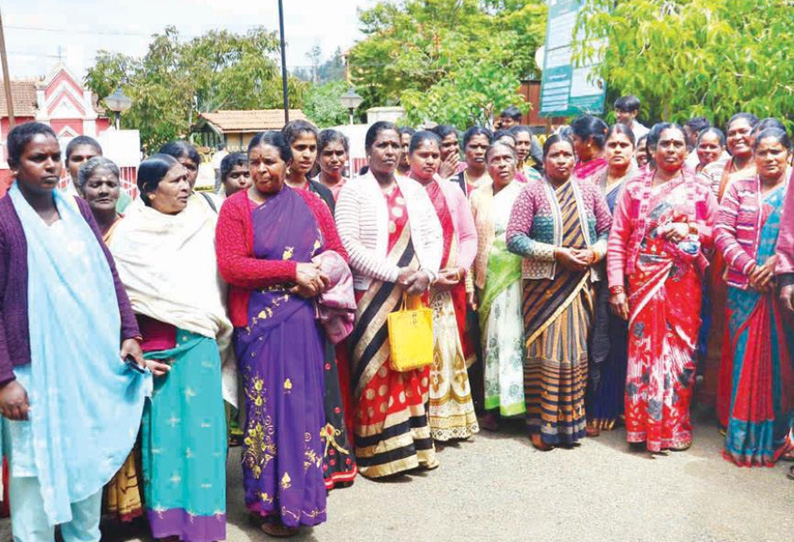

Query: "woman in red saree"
left=699, top=113, right=758, bottom=426
left=608, top=123, right=718, bottom=452
left=335, top=122, right=443, bottom=478
left=716, top=128, right=794, bottom=466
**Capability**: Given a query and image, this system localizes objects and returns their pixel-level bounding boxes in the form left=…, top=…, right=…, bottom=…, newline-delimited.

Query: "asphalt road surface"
left=4, top=408, right=793, bottom=542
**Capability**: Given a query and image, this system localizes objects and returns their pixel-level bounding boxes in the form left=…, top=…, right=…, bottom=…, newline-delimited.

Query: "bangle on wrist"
left=609, top=286, right=625, bottom=296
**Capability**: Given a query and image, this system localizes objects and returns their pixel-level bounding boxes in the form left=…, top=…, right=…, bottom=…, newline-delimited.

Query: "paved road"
left=5, top=409, right=794, bottom=542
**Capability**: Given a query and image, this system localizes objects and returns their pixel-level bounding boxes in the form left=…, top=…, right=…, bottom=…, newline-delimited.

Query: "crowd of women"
left=1, top=99, right=793, bottom=541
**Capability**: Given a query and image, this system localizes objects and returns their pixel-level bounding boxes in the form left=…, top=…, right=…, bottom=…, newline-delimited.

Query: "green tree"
left=576, top=0, right=794, bottom=127
left=84, top=26, right=308, bottom=152
left=348, top=0, right=546, bottom=126
left=402, top=60, right=527, bottom=127
left=302, top=80, right=350, bottom=128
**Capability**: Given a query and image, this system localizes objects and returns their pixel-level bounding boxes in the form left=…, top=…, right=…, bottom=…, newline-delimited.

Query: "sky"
left=2, top=0, right=379, bottom=80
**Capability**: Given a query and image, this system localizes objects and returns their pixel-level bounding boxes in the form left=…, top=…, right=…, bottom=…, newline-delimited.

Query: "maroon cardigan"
left=0, top=194, right=140, bottom=385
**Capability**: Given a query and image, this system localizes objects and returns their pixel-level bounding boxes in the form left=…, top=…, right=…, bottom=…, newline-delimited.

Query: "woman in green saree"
left=470, top=143, right=526, bottom=430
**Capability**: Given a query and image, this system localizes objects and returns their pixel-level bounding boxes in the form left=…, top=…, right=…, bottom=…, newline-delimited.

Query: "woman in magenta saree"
left=716, top=128, right=794, bottom=466
left=217, top=131, right=351, bottom=536
left=607, top=123, right=718, bottom=452
left=571, top=115, right=609, bottom=183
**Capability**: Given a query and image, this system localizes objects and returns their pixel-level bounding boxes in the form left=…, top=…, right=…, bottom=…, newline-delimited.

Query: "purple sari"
left=233, top=187, right=327, bottom=527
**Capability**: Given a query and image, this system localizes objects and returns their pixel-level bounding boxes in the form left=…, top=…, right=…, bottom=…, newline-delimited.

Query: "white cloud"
left=2, top=0, right=380, bottom=79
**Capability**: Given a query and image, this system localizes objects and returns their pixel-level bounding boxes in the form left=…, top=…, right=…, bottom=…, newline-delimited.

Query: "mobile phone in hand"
left=124, top=354, right=147, bottom=374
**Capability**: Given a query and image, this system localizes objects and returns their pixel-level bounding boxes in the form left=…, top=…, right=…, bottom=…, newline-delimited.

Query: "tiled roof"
left=0, top=81, right=38, bottom=117
left=199, top=109, right=308, bottom=133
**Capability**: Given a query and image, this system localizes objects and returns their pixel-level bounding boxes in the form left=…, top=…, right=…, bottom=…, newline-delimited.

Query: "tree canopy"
left=576, top=0, right=794, bottom=128
left=302, top=80, right=350, bottom=128
left=85, top=26, right=307, bottom=152
left=348, top=0, right=546, bottom=127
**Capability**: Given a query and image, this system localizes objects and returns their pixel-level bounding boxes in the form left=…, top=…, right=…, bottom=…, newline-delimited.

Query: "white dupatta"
left=109, top=197, right=238, bottom=406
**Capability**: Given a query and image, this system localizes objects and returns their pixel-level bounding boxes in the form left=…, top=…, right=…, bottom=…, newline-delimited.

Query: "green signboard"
left=540, top=0, right=606, bottom=117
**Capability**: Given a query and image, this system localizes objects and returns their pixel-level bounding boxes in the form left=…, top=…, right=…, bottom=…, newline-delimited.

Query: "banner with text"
left=540, top=0, right=606, bottom=117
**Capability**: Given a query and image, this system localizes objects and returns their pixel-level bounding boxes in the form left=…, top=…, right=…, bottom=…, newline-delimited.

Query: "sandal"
left=600, top=418, right=617, bottom=432
left=669, top=441, right=692, bottom=452
left=530, top=434, right=553, bottom=451
left=788, top=465, right=794, bottom=481
left=586, top=421, right=600, bottom=437
left=261, top=519, right=300, bottom=538
left=423, top=458, right=440, bottom=471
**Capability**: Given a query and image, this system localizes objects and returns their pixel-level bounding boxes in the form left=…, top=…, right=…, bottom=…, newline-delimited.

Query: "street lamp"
left=105, top=87, right=132, bottom=130
left=339, top=88, right=364, bottom=126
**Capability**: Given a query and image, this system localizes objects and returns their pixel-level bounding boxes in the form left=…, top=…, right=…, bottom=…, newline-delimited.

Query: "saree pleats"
left=426, top=181, right=478, bottom=441
left=105, top=453, right=143, bottom=522
left=142, top=331, right=227, bottom=541
left=723, top=186, right=794, bottom=466
left=321, top=339, right=357, bottom=489
left=524, top=281, right=593, bottom=444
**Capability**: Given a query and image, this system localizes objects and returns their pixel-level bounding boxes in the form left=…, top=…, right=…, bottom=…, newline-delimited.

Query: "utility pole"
left=277, top=0, right=289, bottom=125
left=0, top=5, right=15, bottom=128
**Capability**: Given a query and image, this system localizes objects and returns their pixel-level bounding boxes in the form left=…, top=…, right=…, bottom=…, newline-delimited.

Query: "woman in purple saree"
left=217, top=131, right=350, bottom=537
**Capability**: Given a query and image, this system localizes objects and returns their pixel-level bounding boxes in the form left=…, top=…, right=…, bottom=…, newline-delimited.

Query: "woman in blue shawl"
left=0, top=122, right=149, bottom=541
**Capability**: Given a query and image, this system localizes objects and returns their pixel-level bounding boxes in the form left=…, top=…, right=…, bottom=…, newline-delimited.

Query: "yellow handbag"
left=387, top=294, right=434, bottom=372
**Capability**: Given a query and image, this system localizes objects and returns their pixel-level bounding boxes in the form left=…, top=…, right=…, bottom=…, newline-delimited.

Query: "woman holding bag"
left=336, top=121, right=443, bottom=478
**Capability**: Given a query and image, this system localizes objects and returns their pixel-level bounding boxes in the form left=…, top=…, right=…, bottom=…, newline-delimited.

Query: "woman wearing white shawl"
left=109, top=154, right=233, bottom=542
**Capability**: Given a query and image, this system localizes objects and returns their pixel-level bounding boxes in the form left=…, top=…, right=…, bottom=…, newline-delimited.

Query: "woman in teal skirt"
left=109, top=154, right=235, bottom=541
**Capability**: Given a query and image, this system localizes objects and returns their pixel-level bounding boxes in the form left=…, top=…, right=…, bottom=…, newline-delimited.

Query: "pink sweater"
left=714, top=176, right=764, bottom=289
left=607, top=169, right=718, bottom=288
left=776, top=169, right=794, bottom=282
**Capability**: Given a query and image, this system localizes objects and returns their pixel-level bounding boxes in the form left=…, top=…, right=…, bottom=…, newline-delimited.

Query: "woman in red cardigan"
left=216, top=131, right=351, bottom=537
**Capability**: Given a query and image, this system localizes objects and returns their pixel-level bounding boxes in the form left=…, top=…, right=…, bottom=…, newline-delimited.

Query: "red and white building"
left=0, top=64, right=139, bottom=197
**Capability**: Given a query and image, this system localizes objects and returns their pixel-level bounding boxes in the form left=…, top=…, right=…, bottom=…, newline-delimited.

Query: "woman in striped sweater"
left=335, top=121, right=443, bottom=478
left=506, top=134, right=612, bottom=450
left=716, top=127, right=794, bottom=467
